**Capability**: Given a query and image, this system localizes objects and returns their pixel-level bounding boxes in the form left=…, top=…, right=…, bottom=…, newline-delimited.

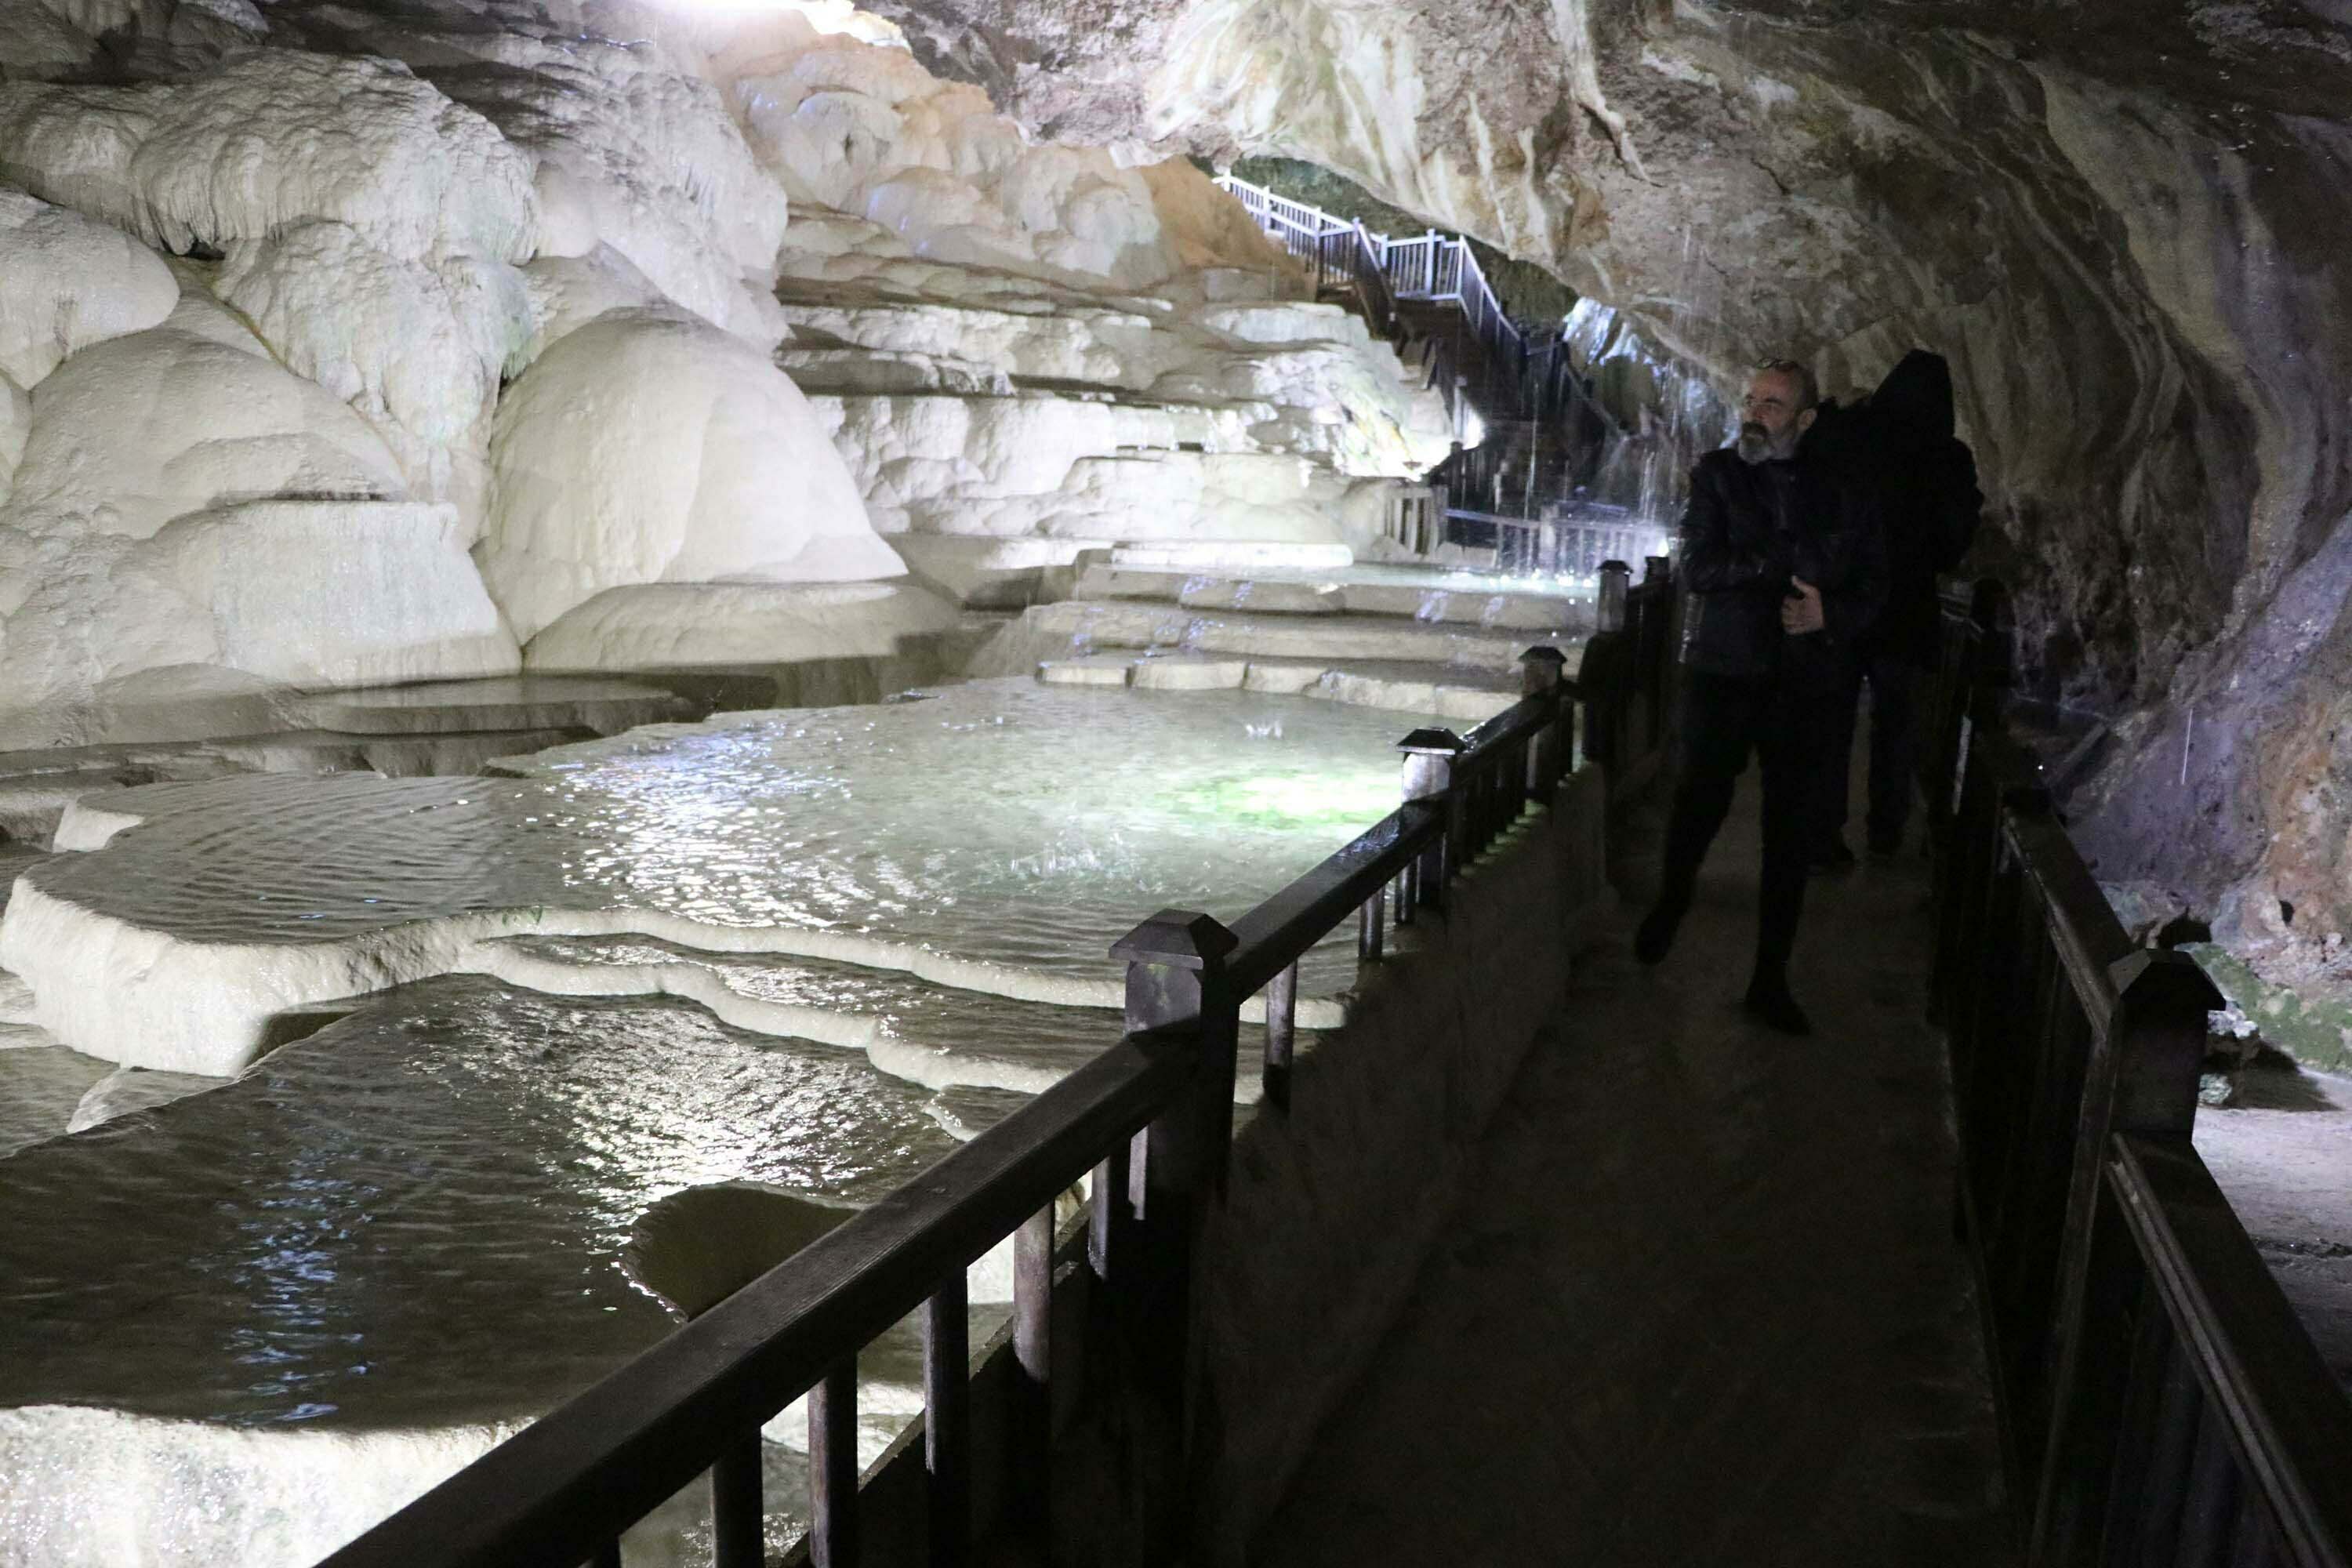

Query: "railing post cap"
left=1112, top=908, right=1239, bottom=969
left=2107, top=946, right=2226, bottom=1012
left=1599, top=558, right=1632, bottom=575
left=1397, top=726, right=1467, bottom=757
left=1519, top=645, right=1569, bottom=669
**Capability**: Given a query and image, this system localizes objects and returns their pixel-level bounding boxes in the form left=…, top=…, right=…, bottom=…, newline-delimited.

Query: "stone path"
left=1254, top=775, right=2016, bottom=1566
left=2194, top=1062, right=2352, bottom=1387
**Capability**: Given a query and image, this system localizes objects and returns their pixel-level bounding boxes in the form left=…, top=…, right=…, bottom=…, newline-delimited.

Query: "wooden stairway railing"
left=1214, top=172, right=1550, bottom=440
left=1214, top=172, right=1635, bottom=564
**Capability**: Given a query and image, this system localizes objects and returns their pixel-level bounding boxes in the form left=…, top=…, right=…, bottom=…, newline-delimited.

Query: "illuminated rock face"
left=0, top=1, right=1363, bottom=745
left=835, top=0, right=2352, bottom=956
left=0, top=318, right=517, bottom=748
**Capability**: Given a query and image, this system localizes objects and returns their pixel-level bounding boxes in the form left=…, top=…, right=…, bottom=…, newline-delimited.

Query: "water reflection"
left=0, top=980, right=955, bottom=1427
left=33, top=681, right=1432, bottom=989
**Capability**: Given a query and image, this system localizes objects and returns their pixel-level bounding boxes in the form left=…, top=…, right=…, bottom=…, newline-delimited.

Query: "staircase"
left=1217, top=173, right=1664, bottom=572
left=1218, top=174, right=1556, bottom=437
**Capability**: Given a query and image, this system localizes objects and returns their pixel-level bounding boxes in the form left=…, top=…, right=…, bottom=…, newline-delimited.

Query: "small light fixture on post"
left=1520, top=645, right=1570, bottom=797
left=1398, top=726, right=1467, bottom=913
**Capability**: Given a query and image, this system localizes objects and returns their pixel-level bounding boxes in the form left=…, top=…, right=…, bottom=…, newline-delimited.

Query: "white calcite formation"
left=0, top=681, right=1407, bottom=1076
left=0, top=49, right=537, bottom=511
left=0, top=0, right=1431, bottom=745
left=480, top=309, right=898, bottom=642
left=712, top=5, right=1270, bottom=295
left=0, top=190, right=178, bottom=389
left=0, top=1409, right=524, bottom=1568
left=524, top=579, right=960, bottom=677
left=0, top=318, right=517, bottom=747
left=775, top=257, right=1450, bottom=591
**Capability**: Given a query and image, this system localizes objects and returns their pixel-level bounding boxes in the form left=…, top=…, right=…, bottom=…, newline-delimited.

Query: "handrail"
left=318, top=1030, right=1196, bottom=1568
left=1232, top=662, right=1584, bottom=1107
left=1924, top=579, right=2352, bottom=1567
left=310, top=601, right=1681, bottom=1568
left=2106, top=1134, right=2352, bottom=1566
left=1225, top=800, right=1436, bottom=1002
left=1214, top=172, right=1539, bottom=437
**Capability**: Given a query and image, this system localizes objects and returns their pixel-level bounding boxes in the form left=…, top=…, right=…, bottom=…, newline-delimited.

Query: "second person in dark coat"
left=1813, top=350, right=1982, bottom=865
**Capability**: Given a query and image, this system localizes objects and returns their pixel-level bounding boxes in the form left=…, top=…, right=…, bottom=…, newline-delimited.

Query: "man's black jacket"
left=1677, top=441, right=1886, bottom=688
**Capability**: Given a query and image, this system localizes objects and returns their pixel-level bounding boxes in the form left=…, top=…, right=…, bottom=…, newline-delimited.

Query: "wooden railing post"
left=1573, top=631, right=1620, bottom=779
left=1519, top=647, right=1569, bottom=797
left=2030, top=950, right=2223, bottom=1565
left=1398, top=728, right=1467, bottom=910
left=1107, top=909, right=1241, bottom=1563
left=1929, top=581, right=2016, bottom=1025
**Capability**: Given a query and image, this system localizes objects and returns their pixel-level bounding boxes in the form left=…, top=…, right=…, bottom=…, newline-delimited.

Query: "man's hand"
left=1780, top=576, right=1825, bottom=635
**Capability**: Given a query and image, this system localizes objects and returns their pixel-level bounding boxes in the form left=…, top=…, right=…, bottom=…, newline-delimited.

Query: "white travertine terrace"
left=0, top=682, right=1411, bottom=1074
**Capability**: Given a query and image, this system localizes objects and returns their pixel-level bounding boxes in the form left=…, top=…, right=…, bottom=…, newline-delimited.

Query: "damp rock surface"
left=2194, top=1062, right=2352, bottom=1389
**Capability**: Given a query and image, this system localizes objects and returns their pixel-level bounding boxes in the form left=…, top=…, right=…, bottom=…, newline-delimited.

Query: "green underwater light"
left=1180, top=770, right=1399, bottom=829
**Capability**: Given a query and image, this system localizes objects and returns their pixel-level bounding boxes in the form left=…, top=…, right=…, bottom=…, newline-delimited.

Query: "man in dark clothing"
left=1814, top=350, right=1982, bottom=863
left=1635, top=358, right=1886, bottom=1035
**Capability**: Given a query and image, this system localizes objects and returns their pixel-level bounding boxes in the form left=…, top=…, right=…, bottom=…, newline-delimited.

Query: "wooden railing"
left=1440, top=506, right=1672, bottom=580
left=1383, top=483, right=1443, bottom=557
left=312, top=585, right=1678, bottom=1568
left=1214, top=173, right=1642, bottom=550
left=1215, top=173, right=1531, bottom=435
left=1925, top=581, right=2352, bottom=1566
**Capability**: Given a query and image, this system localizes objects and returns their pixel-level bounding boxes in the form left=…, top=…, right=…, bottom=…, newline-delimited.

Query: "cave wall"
left=859, top=0, right=2352, bottom=942
left=0, top=0, right=1385, bottom=745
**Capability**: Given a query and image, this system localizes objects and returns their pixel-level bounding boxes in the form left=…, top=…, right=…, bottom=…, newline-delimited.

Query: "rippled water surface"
left=0, top=684, right=1417, bottom=1434
left=0, top=1045, right=109, bottom=1158
left=34, top=681, right=1432, bottom=987
left=0, top=977, right=957, bottom=1426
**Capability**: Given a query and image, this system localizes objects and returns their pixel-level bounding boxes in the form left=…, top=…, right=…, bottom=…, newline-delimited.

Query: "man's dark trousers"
left=1820, top=648, right=1920, bottom=850
left=1656, top=668, right=1834, bottom=976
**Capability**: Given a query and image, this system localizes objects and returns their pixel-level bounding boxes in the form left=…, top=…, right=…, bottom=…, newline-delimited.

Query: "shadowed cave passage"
left=1256, top=752, right=2013, bottom=1566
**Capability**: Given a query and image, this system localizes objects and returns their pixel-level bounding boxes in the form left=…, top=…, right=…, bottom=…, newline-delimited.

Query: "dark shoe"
left=1808, top=838, right=1857, bottom=874
left=1742, top=977, right=1813, bottom=1036
left=1867, top=825, right=1903, bottom=859
left=1635, top=902, right=1685, bottom=965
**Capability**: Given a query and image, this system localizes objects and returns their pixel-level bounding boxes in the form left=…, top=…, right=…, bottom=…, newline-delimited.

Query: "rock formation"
left=0, top=0, right=1449, bottom=739
left=481, top=308, right=897, bottom=642
left=5, top=0, right=2348, bottom=972
left=819, top=0, right=2352, bottom=986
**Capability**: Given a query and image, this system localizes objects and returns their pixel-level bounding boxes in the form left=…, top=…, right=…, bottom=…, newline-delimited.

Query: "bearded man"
left=1634, top=358, right=1886, bottom=1035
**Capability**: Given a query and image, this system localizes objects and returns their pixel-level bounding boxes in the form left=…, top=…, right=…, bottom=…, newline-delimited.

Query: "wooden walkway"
left=1255, top=770, right=2016, bottom=1566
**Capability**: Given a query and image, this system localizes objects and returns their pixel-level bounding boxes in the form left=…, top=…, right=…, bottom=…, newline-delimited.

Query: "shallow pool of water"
left=0, top=975, right=957, bottom=1427
left=32, top=680, right=1431, bottom=985
left=0, top=681, right=1414, bottom=1562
